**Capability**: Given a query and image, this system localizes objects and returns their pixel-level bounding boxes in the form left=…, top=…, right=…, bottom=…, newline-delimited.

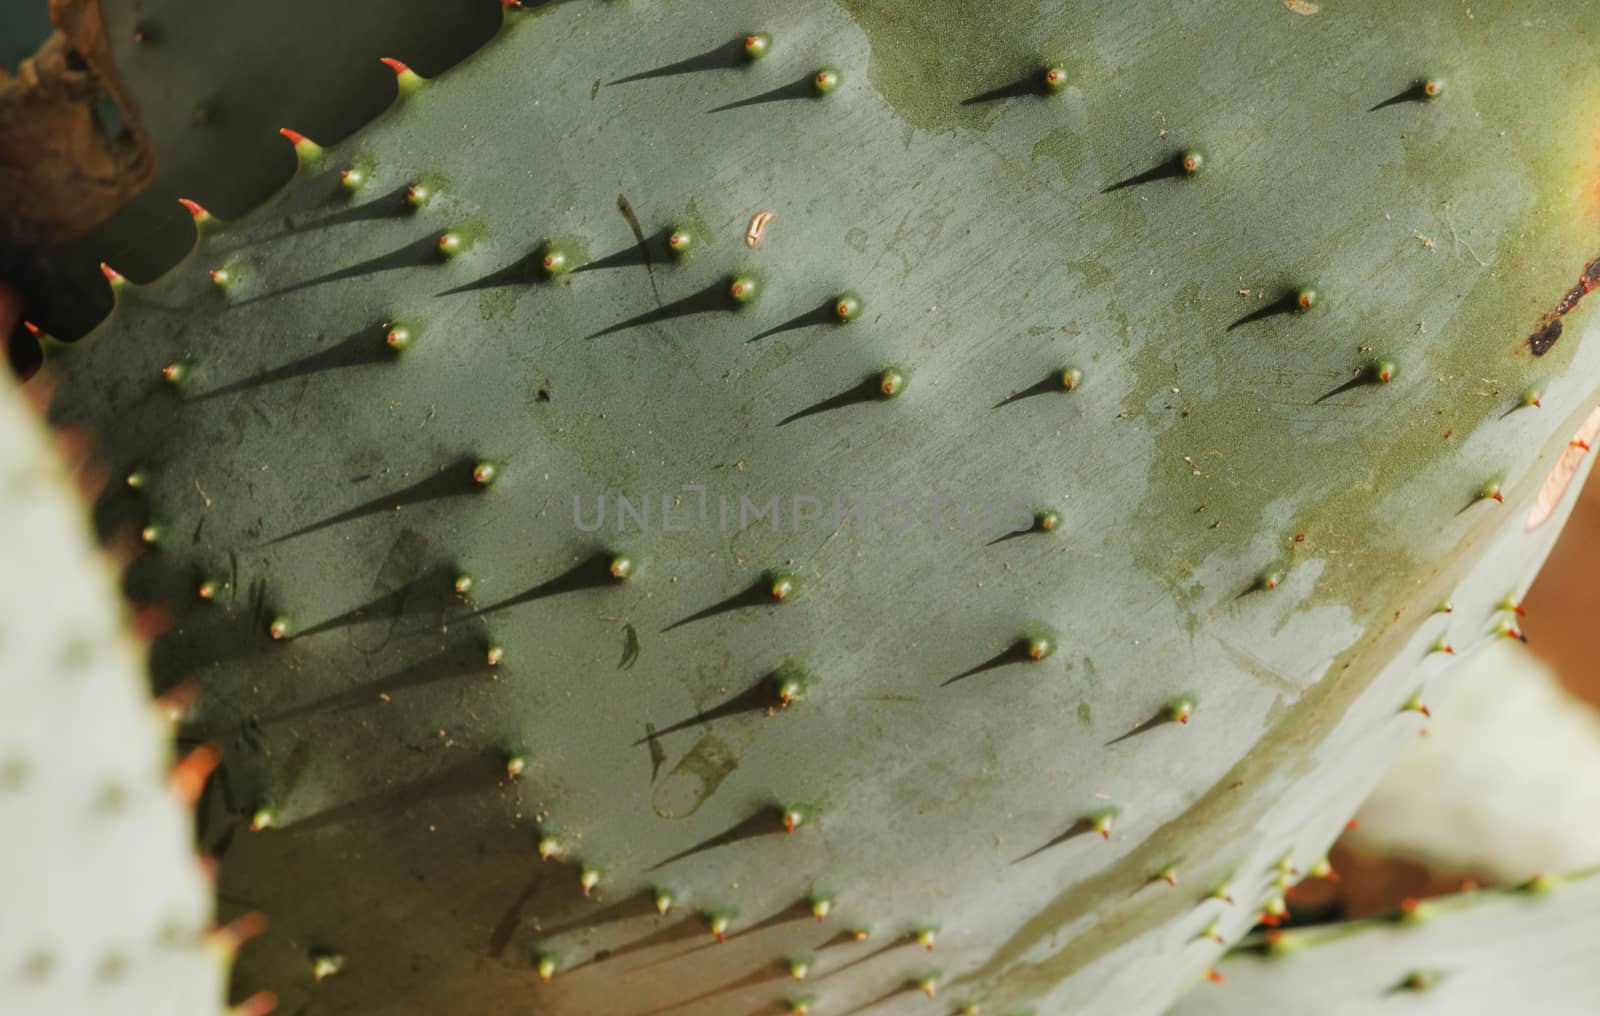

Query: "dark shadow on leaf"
left=294, top=565, right=461, bottom=638
left=992, top=375, right=1061, bottom=409
left=283, top=748, right=504, bottom=834
left=474, top=554, right=618, bottom=617
left=715, top=899, right=811, bottom=944
left=815, top=938, right=907, bottom=980
left=588, top=280, right=735, bottom=340
left=633, top=675, right=782, bottom=745
left=649, top=809, right=786, bottom=870
left=747, top=301, right=836, bottom=343
left=301, top=184, right=419, bottom=230
left=1101, top=154, right=1188, bottom=194
left=1105, top=710, right=1174, bottom=747
left=641, top=962, right=786, bottom=1015
left=191, top=323, right=392, bottom=401
left=986, top=520, right=1045, bottom=547
left=269, top=458, right=482, bottom=544
left=817, top=929, right=868, bottom=951
left=1314, top=368, right=1383, bottom=405
left=708, top=76, right=817, bottom=113
left=223, top=180, right=415, bottom=251
left=263, top=643, right=495, bottom=725
left=234, top=234, right=443, bottom=306
left=661, top=576, right=780, bottom=632
left=778, top=377, right=882, bottom=427
left=961, top=75, right=1043, bottom=105
left=1013, top=817, right=1096, bottom=863
left=941, top=640, right=1034, bottom=687
left=611, top=39, right=747, bottom=85
left=1369, top=83, right=1429, bottom=112
left=572, top=229, right=673, bottom=275
left=1455, top=495, right=1503, bottom=518
left=436, top=249, right=546, bottom=296
left=1233, top=574, right=1282, bottom=600
left=607, top=916, right=708, bottom=968
left=640, top=908, right=809, bottom=979
left=1227, top=293, right=1302, bottom=331
left=535, top=888, right=661, bottom=939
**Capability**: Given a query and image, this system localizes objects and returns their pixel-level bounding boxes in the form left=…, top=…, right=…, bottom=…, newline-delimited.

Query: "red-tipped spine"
left=381, top=57, right=424, bottom=93
left=177, top=198, right=214, bottom=225
left=279, top=128, right=324, bottom=162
